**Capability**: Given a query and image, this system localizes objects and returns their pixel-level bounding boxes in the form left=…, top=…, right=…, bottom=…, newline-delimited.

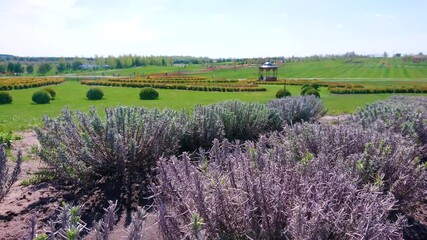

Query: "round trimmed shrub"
left=0, top=92, right=13, bottom=104
left=86, top=88, right=104, bottom=100
left=305, top=88, right=320, bottom=98
left=32, top=90, right=51, bottom=104
left=276, top=88, right=291, bottom=98
left=301, top=86, right=314, bottom=96
left=139, top=87, right=159, bottom=100
left=43, top=88, right=56, bottom=100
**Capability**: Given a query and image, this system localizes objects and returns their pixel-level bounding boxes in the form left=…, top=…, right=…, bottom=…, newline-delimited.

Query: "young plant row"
left=81, top=79, right=266, bottom=92
left=0, top=77, right=64, bottom=90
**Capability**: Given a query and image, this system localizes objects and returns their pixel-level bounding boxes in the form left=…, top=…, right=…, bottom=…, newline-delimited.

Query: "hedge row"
left=81, top=80, right=266, bottom=92
left=105, top=78, right=238, bottom=84
left=0, top=77, right=64, bottom=90
left=256, top=79, right=329, bottom=87
left=146, top=75, right=207, bottom=80
left=329, top=87, right=427, bottom=94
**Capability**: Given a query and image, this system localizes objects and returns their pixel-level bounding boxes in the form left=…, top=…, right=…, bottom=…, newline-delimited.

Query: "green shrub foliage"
left=275, top=88, right=291, bottom=98
left=32, top=90, right=51, bottom=104
left=139, top=87, right=159, bottom=100
left=0, top=91, right=12, bottom=104
left=42, top=87, right=56, bottom=100
left=86, top=87, right=104, bottom=100
left=304, top=88, right=320, bottom=97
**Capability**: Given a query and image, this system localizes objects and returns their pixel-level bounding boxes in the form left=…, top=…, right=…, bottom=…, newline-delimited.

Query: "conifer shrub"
left=42, top=87, right=56, bottom=100
left=86, top=87, right=104, bottom=100
left=275, top=88, right=291, bottom=98
left=0, top=91, right=12, bottom=104
left=304, top=88, right=320, bottom=97
left=139, top=87, right=159, bottom=100
left=32, top=90, right=51, bottom=104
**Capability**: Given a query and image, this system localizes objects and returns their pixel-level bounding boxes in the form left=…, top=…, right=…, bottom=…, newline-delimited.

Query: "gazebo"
left=258, top=62, right=278, bottom=81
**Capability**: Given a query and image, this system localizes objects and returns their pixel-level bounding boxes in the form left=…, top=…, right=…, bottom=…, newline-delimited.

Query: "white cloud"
left=374, top=13, right=382, bottom=18
left=336, top=24, right=344, bottom=28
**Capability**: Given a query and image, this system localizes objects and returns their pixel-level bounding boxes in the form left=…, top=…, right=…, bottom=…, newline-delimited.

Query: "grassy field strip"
left=1, top=81, right=426, bottom=132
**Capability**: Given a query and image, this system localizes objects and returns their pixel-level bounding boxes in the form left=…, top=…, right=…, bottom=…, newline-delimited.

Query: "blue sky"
left=0, top=0, right=426, bottom=58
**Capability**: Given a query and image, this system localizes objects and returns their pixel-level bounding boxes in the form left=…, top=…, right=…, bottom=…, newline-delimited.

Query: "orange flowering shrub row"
left=0, top=77, right=64, bottom=90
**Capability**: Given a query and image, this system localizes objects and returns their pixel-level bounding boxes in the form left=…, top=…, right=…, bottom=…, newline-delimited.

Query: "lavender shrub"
left=35, top=106, right=183, bottom=185
left=350, top=96, right=427, bottom=145
left=0, top=144, right=21, bottom=202
left=154, top=123, right=426, bottom=239
left=266, top=95, right=327, bottom=125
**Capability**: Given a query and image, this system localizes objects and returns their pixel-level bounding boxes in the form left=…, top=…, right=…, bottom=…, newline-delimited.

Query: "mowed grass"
left=1, top=80, right=426, bottom=132
left=190, top=58, right=427, bottom=80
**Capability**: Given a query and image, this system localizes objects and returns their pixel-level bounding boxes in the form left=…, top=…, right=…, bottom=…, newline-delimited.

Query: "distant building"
left=78, top=64, right=100, bottom=70
left=413, top=55, right=427, bottom=63
left=258, top=62, right=278, bottom=81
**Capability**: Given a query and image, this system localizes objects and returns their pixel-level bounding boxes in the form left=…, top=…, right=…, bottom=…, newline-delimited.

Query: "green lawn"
left=190, top=58, right=427, bottom=80
left=1, top=80, right=426, bottom=132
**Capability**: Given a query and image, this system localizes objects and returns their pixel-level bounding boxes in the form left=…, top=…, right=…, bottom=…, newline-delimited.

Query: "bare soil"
left=0, top=131, right=159, bottom=240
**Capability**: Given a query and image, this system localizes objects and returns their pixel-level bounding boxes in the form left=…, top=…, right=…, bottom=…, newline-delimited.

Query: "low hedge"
left=139, top=87, right=159, bottom=100
left=32, top=90, right=51, bottom=104
left=0, top=92, right=13, bottom=104
left=86, top=88, right=104, bottom=100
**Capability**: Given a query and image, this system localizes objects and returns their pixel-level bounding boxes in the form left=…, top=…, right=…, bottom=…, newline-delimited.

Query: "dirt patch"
left=0, top=131, right=160, bottom=239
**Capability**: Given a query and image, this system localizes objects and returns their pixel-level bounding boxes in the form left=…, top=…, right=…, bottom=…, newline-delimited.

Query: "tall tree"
left=14, top=63, right=24, bottom=74
left=26, top=64, right=34, bottom=74
left=0, top=64, right=6, bottom=73
left=37, top=63, right=52, bottom=75
left=57, top=58, right=67, bottom=73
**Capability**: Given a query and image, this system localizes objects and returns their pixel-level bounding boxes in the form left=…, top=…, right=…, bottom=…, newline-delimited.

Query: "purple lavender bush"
left=153, top=123, right=426, bottom=239
left=266, top=95, right=327, bottom=125
left=35, top=106, right=183, bottom=186
left=350, top=96, right=426, bottom=144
